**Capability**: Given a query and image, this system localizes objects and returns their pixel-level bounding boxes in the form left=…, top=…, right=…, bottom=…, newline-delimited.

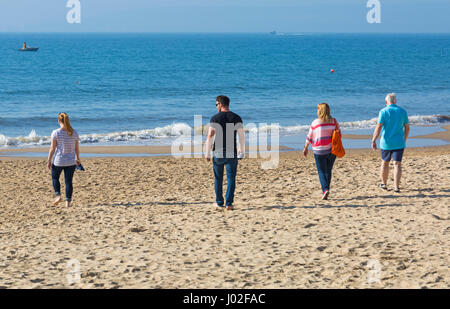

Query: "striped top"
left=306, top=118, right=340, bottom=155
left=51, top=128, right=79, bottom=167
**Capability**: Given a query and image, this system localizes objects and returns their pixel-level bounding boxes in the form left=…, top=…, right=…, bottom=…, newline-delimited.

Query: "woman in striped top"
left=47, top=113, right=81, bottom=207
left=303, top=103, right=340, bottom=200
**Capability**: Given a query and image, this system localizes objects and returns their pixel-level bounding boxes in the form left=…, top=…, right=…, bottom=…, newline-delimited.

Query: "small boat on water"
left=18, top=47, right=39, bottom=52
left=19, top=42, right=39, bottom=52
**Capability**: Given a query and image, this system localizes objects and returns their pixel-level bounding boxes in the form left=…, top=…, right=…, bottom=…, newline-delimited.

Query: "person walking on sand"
left=205, top=95, right=245, bottom=210
left=47, top=113, right=81, bottom=207
left=371, top=93, right=409, bottom=193
left=303, top=103, right=340, bottom=200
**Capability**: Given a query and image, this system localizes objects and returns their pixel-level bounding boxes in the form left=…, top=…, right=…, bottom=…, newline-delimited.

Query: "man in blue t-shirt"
left=371, top=93, right=410, bottom=193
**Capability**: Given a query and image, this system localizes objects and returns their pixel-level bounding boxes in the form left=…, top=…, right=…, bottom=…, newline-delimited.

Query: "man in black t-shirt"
left=205, top=95, right=245, bottom=210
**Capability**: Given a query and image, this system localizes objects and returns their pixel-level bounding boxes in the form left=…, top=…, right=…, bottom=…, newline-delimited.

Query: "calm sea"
left=0, top=33, right=449, bottom=148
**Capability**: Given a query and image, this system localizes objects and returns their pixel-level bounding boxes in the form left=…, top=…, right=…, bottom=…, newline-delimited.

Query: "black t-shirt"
left=210, top=111, right=243, bottom=158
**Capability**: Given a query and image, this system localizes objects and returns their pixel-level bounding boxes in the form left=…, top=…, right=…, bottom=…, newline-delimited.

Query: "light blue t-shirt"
left=377, top=104, right=409, bottom=150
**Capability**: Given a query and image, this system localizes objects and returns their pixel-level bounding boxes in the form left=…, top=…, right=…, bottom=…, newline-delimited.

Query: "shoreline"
left=342, top=125, right=450, bottom=142
left=0, top=125, right=448, bottom=155
left=0, top=144, right=449, bottom=161
left=0, top=125, right=448, bottom=159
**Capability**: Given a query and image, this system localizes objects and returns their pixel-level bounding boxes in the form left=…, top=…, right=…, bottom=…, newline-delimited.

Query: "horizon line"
left=1, top=31, right=450, bottom=34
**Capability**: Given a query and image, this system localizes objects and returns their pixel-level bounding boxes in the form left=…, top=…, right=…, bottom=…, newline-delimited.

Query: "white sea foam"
left=0, top=129, right=49, bottom=147
left=0, top=123, right=193, bottom=147
left=280, top=114, right=450, bottom=133
left=0, top=115, right=448, bottom=148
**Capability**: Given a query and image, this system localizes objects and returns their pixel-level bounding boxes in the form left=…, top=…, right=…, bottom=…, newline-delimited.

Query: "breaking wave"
left=0, top=115, right=448, bottom=148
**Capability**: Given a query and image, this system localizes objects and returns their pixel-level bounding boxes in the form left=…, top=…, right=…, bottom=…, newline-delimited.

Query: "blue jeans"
left=314, top=153, right=336, bottom=193
left=213, top=157, right=238, bottom=206
left=51, top=165, right=76, bottom=201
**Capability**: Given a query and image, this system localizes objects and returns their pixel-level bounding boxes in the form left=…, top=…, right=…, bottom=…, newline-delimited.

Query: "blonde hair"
left=58, top=113, right=74, bottom=137
left=317, top=103, right=332, bottom=122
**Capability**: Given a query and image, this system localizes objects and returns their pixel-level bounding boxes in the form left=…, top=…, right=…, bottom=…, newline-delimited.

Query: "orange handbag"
left=331, top=119, right=345, bottom=158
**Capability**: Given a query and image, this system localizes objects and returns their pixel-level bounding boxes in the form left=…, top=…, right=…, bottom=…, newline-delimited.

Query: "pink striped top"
left=306, top=118, right=340, bottom=155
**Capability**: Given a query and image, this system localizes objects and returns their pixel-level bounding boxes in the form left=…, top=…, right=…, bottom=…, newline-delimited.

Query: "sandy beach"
left=0, top=143, right=448, bottom=289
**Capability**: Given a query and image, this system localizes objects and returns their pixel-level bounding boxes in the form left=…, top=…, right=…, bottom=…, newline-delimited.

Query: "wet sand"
left=0, top=146, right=448, bottom=289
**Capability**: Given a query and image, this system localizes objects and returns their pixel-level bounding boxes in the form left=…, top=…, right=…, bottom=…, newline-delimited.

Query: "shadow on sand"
left=240, top=202, right=412, bottom=211
left=98, top=188, right=448, bottom=210
left=99, top=201, right=211, bottom=207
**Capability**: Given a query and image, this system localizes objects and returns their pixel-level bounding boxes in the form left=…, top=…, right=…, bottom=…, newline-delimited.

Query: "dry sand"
left=0, top=146, right=448, bottom=289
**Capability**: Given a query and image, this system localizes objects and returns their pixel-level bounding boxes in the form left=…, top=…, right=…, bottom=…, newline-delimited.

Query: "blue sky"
left=0, top=0, right=449, bottom=33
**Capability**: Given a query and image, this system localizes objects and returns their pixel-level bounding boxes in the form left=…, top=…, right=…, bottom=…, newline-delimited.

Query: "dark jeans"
left=213, top=157, right=238, bottom=206
left=51, top=164, right=76, bottom=201
left=314, top=153, right=336, bottom=193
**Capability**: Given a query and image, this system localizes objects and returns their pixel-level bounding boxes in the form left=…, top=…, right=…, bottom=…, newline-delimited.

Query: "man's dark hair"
left=216, top=95, right=230, bottom=107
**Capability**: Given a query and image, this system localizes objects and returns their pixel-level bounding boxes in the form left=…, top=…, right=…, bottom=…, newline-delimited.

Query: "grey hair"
left=385, top=93, right=397, bottom=104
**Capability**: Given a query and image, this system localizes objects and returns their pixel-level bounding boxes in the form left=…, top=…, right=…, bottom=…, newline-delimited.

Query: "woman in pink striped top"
left=303, top=103, right=340, bottom=200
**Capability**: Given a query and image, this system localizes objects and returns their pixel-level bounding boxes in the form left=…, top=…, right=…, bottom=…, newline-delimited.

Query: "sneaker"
left=226, top=205, right=234, bottom=210
left=394, top=188, right=400, bottom=193
left=215, top=204, right=225, bottom=209
left=379, top=183, right=388, bottom=191
left=322, top=190, right=329, bottom=200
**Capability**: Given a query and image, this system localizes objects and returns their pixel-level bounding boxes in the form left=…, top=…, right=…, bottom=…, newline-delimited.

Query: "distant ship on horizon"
left=269, top=31, right=277, bottom=35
